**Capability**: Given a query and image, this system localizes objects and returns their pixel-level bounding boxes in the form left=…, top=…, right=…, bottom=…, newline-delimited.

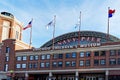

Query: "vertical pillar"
left=75, top=71, right=79, bottom=80
left=25, top=72, right=29, bottom=80
left=105, top=70, right=109, bottom=80
left=49, top=72, right=52, bottom=80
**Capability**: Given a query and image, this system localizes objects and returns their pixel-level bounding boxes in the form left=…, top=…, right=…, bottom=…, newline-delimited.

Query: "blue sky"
left=0, top=0, right=120, bottom=48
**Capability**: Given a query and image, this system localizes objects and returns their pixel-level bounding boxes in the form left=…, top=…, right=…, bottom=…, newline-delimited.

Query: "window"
left=33, top=63, right=38, bottom=68
left=6, top=47, right=10, bottom=53
left=53, top=54, right=58, bottom=59
left=94, top=59, right=99, bottom=66
left=15, top=31, right=19, bottom=39
left=17, top=56, right=22, bottom=61
left=4, top=64, right=8, bottom=71
left=5, top=56, right=9, bottom=61
left=52, top=62, right=57, bottom=67
left=46, top=54, right=50, bottom=59
left=79, top=60, right=84, bottom=66
left=100, top=51, right=106, bottom=56
left=34, top=55, right=39, bottom=60
left=66, top=53, right=71, bottom=58
left=86, top=60, right=90, bottom=66
left=100, top=59, right=106, bottom=65
left=94, top=51, right=99, bottom=56
left=110, top=50, right=116, bottom=56
left=41, top=55, right=45, bottom=60
left=66, top=61, right=71, bottom=67
left=40, top=62, right=45, bottom=68
left=118, top=50, right=120, bottom=55
left=72, top=52, right=76, bottom=58
left=23, top=56, right=27, bottom=60
left=109, top=58, right=116, bottom=65
left=86, top=52, right=91, bottom=57
left=30, top=55, right=34, bottom=60
left=80, top=52, right=84, bottom=57
left=118, top=58, right=120, bottom=64
left=46, top=62, right=50, bottom=68
left=71, top=61, right=76, bottom=67
left=22, top=64, right=26, bottom=68
left=29, top=63, right=32, bottom=68
left=58, top=61, right=63, bottom=67
left=58, top=54, right=63, bottom=59
left=16, top=64, right=21, bottom=68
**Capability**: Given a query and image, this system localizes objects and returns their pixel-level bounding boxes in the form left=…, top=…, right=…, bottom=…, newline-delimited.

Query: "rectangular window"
left=72, top=52, right=76, bottom=58
left=79, top=60, right=84, bottom=66
left=46, top=54, right=50, bottom=59
left=71, top=61, right=76, bottom=67
left=34, top=55, right=39, bottom=60
left=66, top=53, right=71, bottom=58
left=52, top=62, right=57, bottom=67
left=40, top=62, right=45, bottom=68
left=46, top=62, right=50, bottom=68
left=16, top=64, right=21, bottom=68
left=110, top=50, right=116, bottom=56
left=86, top=60, right=90, bottom=66
left=23, top=56, right=27, bottom=60
left=118, top=58, right=120, bottom=64
left=109, top=58, right=116, bottom=65
left=29, top=63, right=32, bottom=68
left=100, top=59, right=106, bottom=65
left=80, top=52, right=84, bottom=57
left=33, top=63, right=38, bottom=68
left=118, top=50, right=120, bottom=55
left=4, top=64, right=8, bottom=71
left=41, top=55, right=45, bottom=60
left=5, top=56, right=9, bottom=61
left=94, top=59, right=99, bottom=66
left=58, top=61, right=62, bottom=67
left=100, top=51, right=106, bottom=56
left=86, top=52, right=91, bottom=57
left=58, top=54, right=63, bottom=59
left=17, top=56, right=22, bottom=61
left=53, top=54, right=58, bottom=59
left=30, top=55, right=34, bottom=60
left=94, top=51, right=99, bottom=56
left=22, top=64, right=26, bottom=68
left=65, top=61, right=71, bottom=67
left=6, top=47, right=10, bottom=53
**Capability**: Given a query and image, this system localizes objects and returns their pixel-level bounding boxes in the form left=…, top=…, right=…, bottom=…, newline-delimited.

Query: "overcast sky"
left=0, top=0, right=120, bottom=48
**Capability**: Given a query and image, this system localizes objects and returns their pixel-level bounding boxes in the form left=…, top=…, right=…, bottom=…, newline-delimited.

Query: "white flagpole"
left=52, top=15, right=56, bottom=50
left=78, top=11, right=81, bottom=45
left=29, top=18, right=33, bottom=48
left=107, top=7, right=110, bottom=42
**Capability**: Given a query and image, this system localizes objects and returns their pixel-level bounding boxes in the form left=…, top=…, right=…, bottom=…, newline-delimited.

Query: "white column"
left=105, top=70, right=109, bottom=80
left=49, top=72, right=52, bottom=80
left=75, top=71, right=79, bottom=80
left=25, top=72, right=28, bottom=80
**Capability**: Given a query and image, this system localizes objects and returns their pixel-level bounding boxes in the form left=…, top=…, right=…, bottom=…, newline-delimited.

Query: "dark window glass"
left=58, top=54, right=63, bottom=59
left=94, top=59, right=99, bottom=66
left=52, top=62, right=57, bottom=67
left=33, top=63, right=38, bottom=68
left=118, top=58, right=120, bottom=64
left=86, top=60, right=90, bottom=66
left=110, top=50, right=116, bottom=56
left=46, top=62, right=50, bottom=68
left=65, top=61, right=71, bottom=67
left=118, top=50, right=120, bottom=55
left=100, top=51, right=106, bottom=56
left=58, top=61, right=62, bottom=67
left=71, top=61, right=76, bottom=67
left=29, top=63, right=32, bottom=68
left=94, top=51, right=99, bottom=56
left=53, top=54, right=58, bottom=59
left=86, top=52, right=91, bottom=57
left=66, top=53, right=71, bottom=58
left=109, top=58, right=116, bottom=65
left=72, top=52, right=76, bottom=58
left=6, top=47, right=10, bottom=53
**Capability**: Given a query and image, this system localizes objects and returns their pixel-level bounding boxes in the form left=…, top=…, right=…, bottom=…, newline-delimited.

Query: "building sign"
left=33, top=43, right=101, bottom=51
